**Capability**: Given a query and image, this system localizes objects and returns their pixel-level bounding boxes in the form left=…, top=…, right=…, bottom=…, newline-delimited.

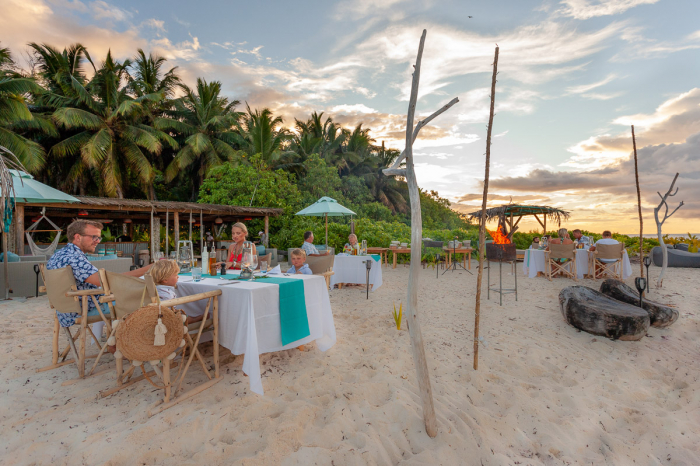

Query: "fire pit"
left=486, top=223, right=518, bottom=306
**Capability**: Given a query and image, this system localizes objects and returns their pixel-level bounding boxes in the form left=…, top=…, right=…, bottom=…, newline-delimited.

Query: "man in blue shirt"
left=287, top=249, right=313, bottom=275
left=301, top=231, right=329, bottom=257
left=47, top=220, right=153, bottom=329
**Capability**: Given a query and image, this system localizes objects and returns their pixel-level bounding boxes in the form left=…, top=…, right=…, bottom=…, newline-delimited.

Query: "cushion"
left=88, top=254, right=118, bottom=262
left=256, top=245, right=266, bottom=256
left=0, top=252, right=20, bottom=262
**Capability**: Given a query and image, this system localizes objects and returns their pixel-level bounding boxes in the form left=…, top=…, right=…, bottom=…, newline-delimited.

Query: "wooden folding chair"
left=36, top=265, right=112, bottom=379
left=307, top=254, right=335, bottom=288
left=98, top=269, right=223, bottom=416
left=590, top=243, right=624, bottom=279
left=545, top=244, right=577, bottom=281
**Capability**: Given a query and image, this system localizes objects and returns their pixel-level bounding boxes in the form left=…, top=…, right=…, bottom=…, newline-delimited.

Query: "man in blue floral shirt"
left=47, top=220, right=152, bottom=329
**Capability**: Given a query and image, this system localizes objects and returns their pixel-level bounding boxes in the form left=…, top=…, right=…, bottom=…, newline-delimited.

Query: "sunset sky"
left=1, top=0, right=698, bottom=234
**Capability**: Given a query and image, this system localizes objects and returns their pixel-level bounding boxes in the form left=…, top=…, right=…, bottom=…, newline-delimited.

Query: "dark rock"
left=559, top=286, right=650, bottom=341
left=600, top=279, right=679, bottom=328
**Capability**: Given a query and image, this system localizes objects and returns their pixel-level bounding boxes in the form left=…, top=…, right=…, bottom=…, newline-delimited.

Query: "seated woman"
left=549, top=228, right=574, bottom=245
left=344, top=234, right=360, bottom=254
left=217, top=222, right=257, bottom=269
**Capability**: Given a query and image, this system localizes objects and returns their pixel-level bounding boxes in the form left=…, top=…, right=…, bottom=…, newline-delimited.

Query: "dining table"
left=443, top=247, right=474, bottom=269
left=389, top=247, right=411, bottom=269
left=366, top=247, right=389, bottom=266
left=176, top=271, right=336, bottom=396
left=329, top=254, right=383, bottom=291
left=522, top=248, right=632, bottom=279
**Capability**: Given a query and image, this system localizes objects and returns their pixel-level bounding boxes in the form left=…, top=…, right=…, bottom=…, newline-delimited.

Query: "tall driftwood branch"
left=386, top=97, right=460, bottom=171
left=474, top=46, right=499, bottom=370
left=631, top=125, right=643, bottom=280
left=403, top=29, right=440, bottom=439
left=654, top=172, right=684, bottom=288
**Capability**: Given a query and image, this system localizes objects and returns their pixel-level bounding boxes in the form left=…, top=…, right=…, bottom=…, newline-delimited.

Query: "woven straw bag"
left=116, top=304, right=185, bottom=363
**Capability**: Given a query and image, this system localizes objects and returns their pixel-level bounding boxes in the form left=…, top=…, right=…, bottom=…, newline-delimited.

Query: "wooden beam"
left=15, top=204, right=24, bottom=255
left=20, top=202, right=275, bottom=217
left=264, top=215, right=269, bottom=247
left=173, top=212, right=179, bottom=247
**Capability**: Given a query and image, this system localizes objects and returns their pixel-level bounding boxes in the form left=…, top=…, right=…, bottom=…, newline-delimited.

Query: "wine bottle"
left=202, top=245, right=209, bottom=275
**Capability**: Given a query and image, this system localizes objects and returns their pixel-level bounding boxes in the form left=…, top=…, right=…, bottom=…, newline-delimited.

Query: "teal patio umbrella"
left=10, top=170, right=79, bottom=203
left=295, top=196, right=356, bottom=246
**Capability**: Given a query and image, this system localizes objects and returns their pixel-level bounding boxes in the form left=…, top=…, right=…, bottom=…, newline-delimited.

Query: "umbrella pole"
left=3, top=233, right=9, bottom=300
left=325, top=213, right=328, bottom=246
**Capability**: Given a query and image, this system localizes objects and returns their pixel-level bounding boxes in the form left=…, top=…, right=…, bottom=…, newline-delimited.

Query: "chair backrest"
left=306, top=254, right=334, bottom=274
left=596, top=243, right=623, bottom=260
left=258, top=253, right=272, bottom=268
left=549, top=243, right=575, bottom=260
left=99, top=269, right=154, bottom=320
left=41, top=265, right=81, bottom=314
left=143, top=273, right=159, bottom=303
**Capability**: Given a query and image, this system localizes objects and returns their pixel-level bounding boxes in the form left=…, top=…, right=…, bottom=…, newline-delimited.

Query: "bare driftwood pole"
left=473, top=46, right=499, bottom=371
left=382, top=29, right=459, bottom=438
left=0, top=146, right=26, bottom=300
left=654, top=173, right=683, bottom=288
left=631, top=126, right=643, bottom=279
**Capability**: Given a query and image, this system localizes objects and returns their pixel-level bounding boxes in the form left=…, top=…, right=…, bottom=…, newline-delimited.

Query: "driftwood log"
left=559, top=286, right=650, bottom=341
left=599, top=279, right=679, bottom=328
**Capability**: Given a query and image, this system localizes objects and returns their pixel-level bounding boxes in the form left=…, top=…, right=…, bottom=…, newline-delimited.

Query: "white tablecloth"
left=176, top=273, right=336, bottom=395
left=522, top=248, right=632, bottom=279
left=329, top=255, right=383, bottom=291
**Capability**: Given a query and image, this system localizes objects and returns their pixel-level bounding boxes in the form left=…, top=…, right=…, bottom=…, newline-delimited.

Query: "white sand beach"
left=1, top=263, right=698, bottom=465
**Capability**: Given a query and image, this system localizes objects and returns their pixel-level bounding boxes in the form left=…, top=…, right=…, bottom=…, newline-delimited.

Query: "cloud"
left=91, top=0, right=132, bottom=22
left=0, top=0, right=145, bottom=62
left=558, top=0, right=660, bottom=20
left=612, top=25, right=700, bottom=61
left=334, top=0, right=408, bottom=20
left=566, top=74, right=619, bottom=94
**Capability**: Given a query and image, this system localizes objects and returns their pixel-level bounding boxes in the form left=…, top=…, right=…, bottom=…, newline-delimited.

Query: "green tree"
left=235, top=105, right=298, bottom=172
left=50, top=51, right=177, bottom=198
left=0, top=44, right=54, bottom=172
left=157, top=78, right=239, bottom=198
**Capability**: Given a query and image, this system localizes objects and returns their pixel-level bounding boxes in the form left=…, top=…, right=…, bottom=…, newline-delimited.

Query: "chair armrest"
left=39, top=286, right=47, bottom=293
left=99, top=294, right=115, bottom=303
left=159, top=290, right=222, bottom=307
left=66, top=288, right=104, bottom=297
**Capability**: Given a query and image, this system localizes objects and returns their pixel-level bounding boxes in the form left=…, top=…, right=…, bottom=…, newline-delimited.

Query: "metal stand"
left=33, top=264, right=41, bottom=297
left=487, top=259, right=518, bottom=306
left=363, top=257, right=372, bottom=299
left=442, top=239, right=473, bottom=275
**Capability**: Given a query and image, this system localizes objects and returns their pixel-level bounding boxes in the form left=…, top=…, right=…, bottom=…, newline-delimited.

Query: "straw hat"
left=116, top=304, right=185, bottom=363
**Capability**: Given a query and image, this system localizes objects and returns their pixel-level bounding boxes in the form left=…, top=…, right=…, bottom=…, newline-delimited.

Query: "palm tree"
left=367, top=142, right=408, bottom=213
left=27, top=42, right=95, bottom=108
left=157, top=78, right=239, bottom=198
left=127, top=49, right=180, bottom=99
left=235, top=105, right=298, bottom=172
left=49, top=51, right=176, bottom=198
left=0, top=45, right=54, bottom=172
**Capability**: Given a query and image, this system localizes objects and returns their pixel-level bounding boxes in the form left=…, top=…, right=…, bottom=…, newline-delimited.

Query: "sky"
left=1, top=0, right=699, bottom=234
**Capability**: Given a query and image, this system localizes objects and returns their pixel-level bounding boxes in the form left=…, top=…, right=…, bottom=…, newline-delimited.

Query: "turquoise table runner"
left=370, top=254, right=381, bottom=262
left=179, top=273, right=310, bottom=346
left=258, top=276, right=310, bottom=346
left=179, top=272, right=220, bottom=278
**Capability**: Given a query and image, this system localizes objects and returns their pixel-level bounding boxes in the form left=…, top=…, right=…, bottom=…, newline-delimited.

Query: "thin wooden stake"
left=631, top=126, right=643, bottom=280
left=474, top=46, right=499, bottom=371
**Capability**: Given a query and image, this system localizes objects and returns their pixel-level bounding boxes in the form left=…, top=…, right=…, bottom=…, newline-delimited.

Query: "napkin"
left=266, top=264, right=282, bottom=274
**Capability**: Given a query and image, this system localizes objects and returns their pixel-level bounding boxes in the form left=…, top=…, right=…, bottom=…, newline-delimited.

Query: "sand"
left=0, top=262, right=698, bottom=465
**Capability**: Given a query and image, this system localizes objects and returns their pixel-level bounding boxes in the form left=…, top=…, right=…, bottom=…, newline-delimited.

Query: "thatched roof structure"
left=19, top=196, right=283, bottom=220
left=468, top=204, right=571, bottom=234
left=468, top=204, right=570, bottom=223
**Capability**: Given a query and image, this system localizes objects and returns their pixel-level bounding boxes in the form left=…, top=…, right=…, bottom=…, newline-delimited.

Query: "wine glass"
left=251, top=253, right=258, bottom=271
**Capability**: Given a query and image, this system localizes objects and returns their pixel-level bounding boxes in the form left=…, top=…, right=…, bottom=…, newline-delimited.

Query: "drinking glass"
left=260, top=261, right=268, bottom=273
left=192, top=267, right=202, bottom=282
left=251, top=254, right=258, bottom=271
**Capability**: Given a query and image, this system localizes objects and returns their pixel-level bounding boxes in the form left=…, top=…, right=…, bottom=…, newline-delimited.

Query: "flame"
left=487, top=225, right=511, bottom=245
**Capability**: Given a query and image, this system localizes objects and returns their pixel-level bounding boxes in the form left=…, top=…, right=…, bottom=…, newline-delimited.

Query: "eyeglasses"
left=80, top=234, right=102, bottom=242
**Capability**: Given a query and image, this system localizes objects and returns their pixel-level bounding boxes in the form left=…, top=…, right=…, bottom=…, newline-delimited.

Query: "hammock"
left=25, top=208, right=62, bottom=257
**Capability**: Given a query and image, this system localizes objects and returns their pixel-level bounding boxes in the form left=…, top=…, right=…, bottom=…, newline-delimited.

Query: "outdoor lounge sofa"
left=651, top=245, right=700, bottom=268
left=0, top=257, right=133, bottom=298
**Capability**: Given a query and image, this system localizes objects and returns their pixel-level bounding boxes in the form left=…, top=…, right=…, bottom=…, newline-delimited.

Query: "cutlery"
left=218, top=281, right=242, bottom=286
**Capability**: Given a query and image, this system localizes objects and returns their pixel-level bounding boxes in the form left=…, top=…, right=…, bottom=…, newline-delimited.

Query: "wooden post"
left=165, top=210, right=169, bottom=257
left=15, top=204, right=24, bottom=255
left=325, top=213, right=328, bottom=246
left=199, top=210, right=203, bottom=253
left=173, top=212, right=179, bottom=247
left=264, top=215, right=269, bottom=247
left=631, top=126, right=643, bottom=279
left=474, top=46, right=499, bottom=371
